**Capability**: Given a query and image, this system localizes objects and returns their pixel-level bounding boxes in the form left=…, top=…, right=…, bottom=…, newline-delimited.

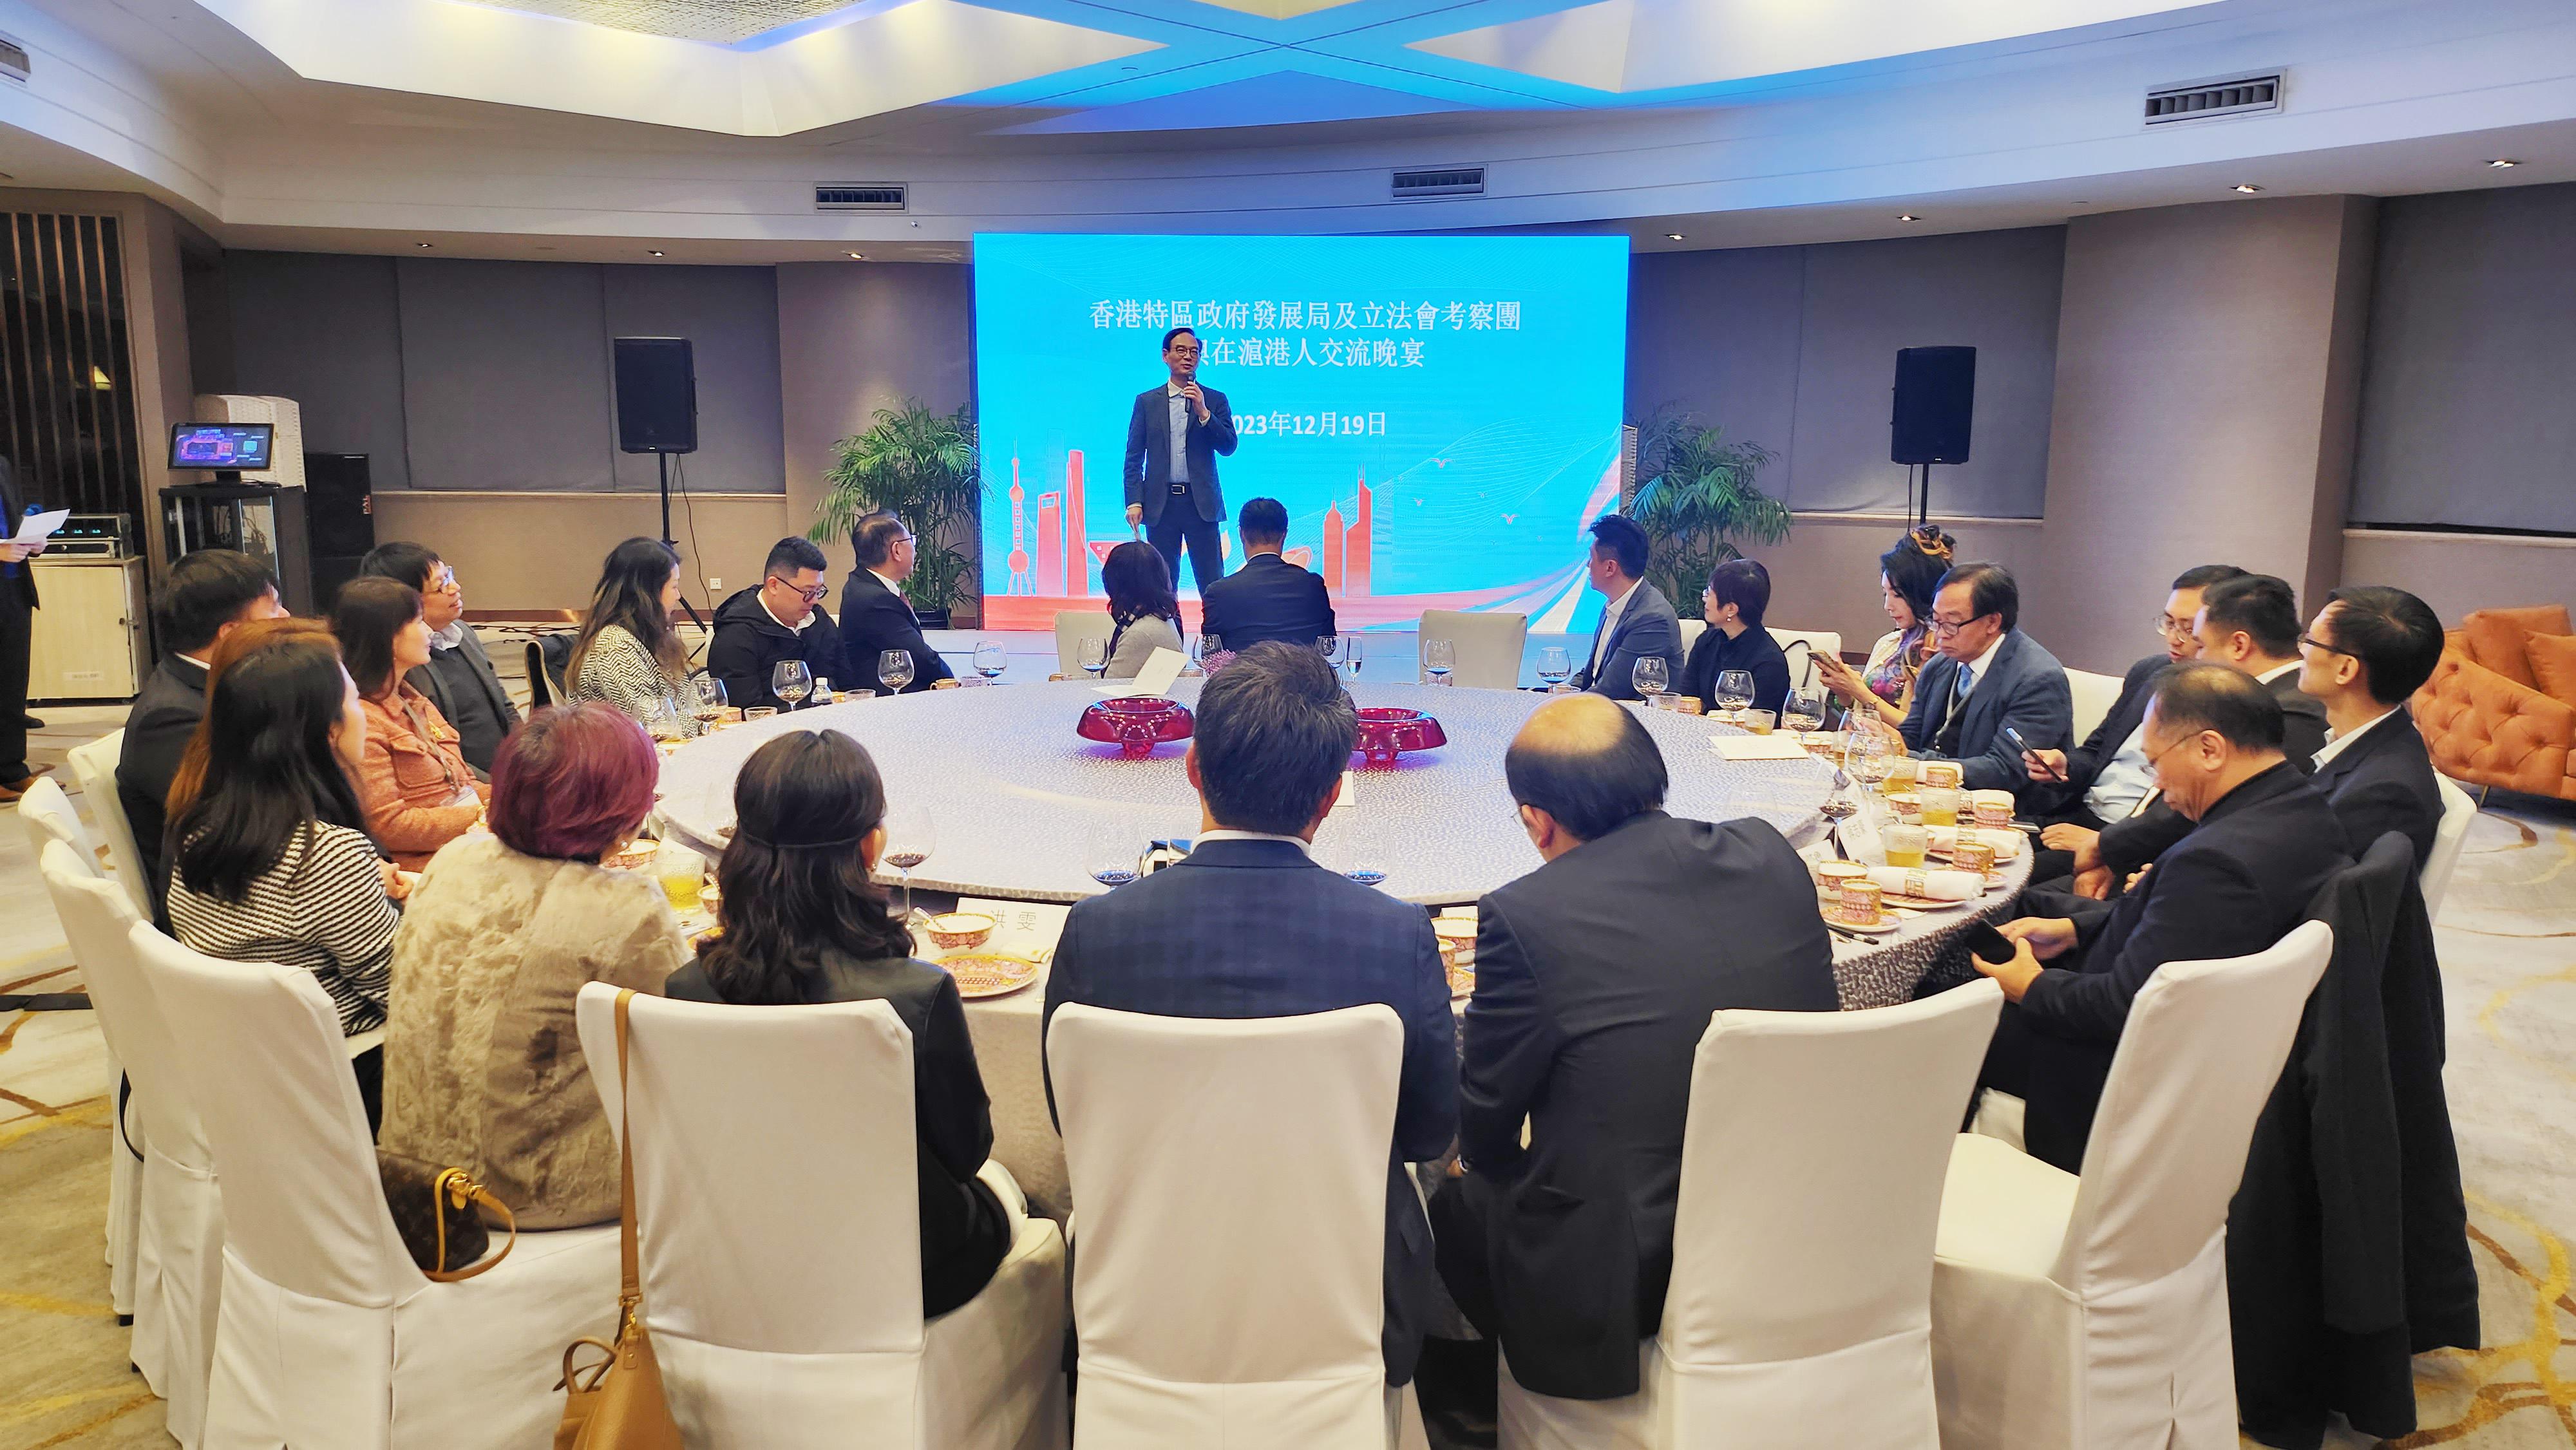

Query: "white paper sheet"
left=1709, top=733, right=1810, bottom=762
left=1097, top=646, right=1186, bottom=697
left=13, top=509, right=67, bottom=547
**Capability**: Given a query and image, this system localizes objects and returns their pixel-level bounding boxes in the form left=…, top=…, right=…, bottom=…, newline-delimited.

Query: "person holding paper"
left=0, top=458, right=43, bottom=802
left=1099, top=540, right=1184, bottom=679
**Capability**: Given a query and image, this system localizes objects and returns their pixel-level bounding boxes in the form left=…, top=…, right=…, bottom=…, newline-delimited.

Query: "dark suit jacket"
left=1457, top=813, right=1837, bottom=1399
left=1898, top=628, right=2074, bottom=796
left=117, top=655, right=210, bottom=909
left=2015, top=761, right=2351, bottom=1170
left=1571, top=582, right=1685, bottom=702
left=1123, top=383, right=1237, bottom=525
left=408, top=628, right=522, bottom=776
left=2032, top=655, right=2165, bottom=817
left=0, top=457, right=39, bottom=610
left=1042, top=836, right=1457, bottom=1386
left=2307, top=710, right=2444, bottom=870
left=837, top=572, right=953, bottom=696
left=2097, top=672, right=2356, bottom=880
left=1198, top=553, right=1336, bottom=652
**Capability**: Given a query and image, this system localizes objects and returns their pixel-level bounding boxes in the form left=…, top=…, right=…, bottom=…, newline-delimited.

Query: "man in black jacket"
left=1430, top=694, right=1837, bottom=1401
left=839, top=513, right=952, bottom=696
left=709, top=536, right=846, bottom=711
left=358, top=541, right=521, bottom=773
left=1976, top=664, right=2350, bottom=1171
left=2291, top=585, right=2449, bottom=867
left=1197, top=497, right=1335, bottom=652
left=0, top=457, right=44, bottom=801
left=117, top=549, right=285, bottom=905
left=1123, top=325, right=1237, bottom=597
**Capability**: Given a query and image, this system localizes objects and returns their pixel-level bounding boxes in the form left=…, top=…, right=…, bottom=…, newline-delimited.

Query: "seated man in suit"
left=1976, top=664, right=2349, bottom=1171
left=117, top=548, right=286, bottom=907
left=358, top=541, right=522, bottom=775
left=709, top=536, right=847, bottom=711
left=1197, top=496, right=1336, bottom=652
left=839, top=511, right=953, bottom=696
left=1567, top=514, right=1683, bottom=701
left=1893, top=561, right=2072, bottom=798
left=1428, top=694, right=1837, bottom=1402
left=1042, top=641, right=1456, bottom=1387
left=2292, top=584, right=2449, bottom=866
left=2020, top=563, right=2246, bottom=879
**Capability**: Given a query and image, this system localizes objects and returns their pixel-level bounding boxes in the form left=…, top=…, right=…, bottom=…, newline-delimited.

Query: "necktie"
left=1935, top=663, right=1975, bottom=757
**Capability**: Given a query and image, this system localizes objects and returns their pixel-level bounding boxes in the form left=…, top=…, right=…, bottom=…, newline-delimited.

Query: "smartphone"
left=1965, top=921, right=2018, bottom=965
left=2003, top=725, right=2065, bottom=782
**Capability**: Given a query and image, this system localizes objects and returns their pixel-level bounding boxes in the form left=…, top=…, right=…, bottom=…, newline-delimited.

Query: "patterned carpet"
left=2, top=708, right=2572, bottom=1447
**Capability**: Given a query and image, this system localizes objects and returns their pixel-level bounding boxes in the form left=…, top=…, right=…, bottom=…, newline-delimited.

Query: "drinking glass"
left=1423, top=638, right=1455, bottom=686
left=1536, top=646, right=1572, bottom=688
left=646, top=691, right=690, bottom=742
left=883, top=802, right=936, bottom=923
left=1340, top=634, right=1365, bottom=681
left=1632, top=655, right=1669, bottom=701
left=974, top=640, right=1007, bottom=681
left=1079, top=636, right=1109, bottom=680
left=653, top=840, right=703, bottom=914
left=1086, top=817, right=1141, bottom=887
left=1714, top=669, right=1755, bottom=719
left=743, top=706, right=777, bottom=723
left=878, top=650, right=915, bottom=695
left=686, top=674, right=729, bottom=731
left=1783, top=685, right=1827, bottom=736
left=772, top=659, right=812, bottom=710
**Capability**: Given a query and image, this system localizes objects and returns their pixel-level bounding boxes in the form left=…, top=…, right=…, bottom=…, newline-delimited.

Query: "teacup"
left=1814, top=860, right=1870, bottom=896
left=1920, top=761, right=1964, bottom=791
left=925, top=912, right=996, bottom=950
left=1970, top=789, right=2016, bottom=828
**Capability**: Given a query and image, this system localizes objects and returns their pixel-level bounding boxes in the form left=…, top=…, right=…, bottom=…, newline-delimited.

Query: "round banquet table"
left=653, top=678, right=2031, bottom=1218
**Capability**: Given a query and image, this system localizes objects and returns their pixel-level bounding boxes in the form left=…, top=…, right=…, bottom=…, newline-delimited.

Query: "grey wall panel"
left=604, top=264, right=786, bottom=496
left=1625, top=248, right=1804, bottom=467
left=2354, top=182, right=2576, bottom=532
left=223, top=250, right=410, bottom=489
left=395, top=257, right=616, bottom=491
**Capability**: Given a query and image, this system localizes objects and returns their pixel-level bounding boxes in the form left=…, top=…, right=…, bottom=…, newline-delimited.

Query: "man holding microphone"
left=1124, top=326, right=1237, bottom=598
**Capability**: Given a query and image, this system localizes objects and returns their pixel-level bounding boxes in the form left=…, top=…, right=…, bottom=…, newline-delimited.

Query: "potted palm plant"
left=810, top=400, right=981, bottom=627
left=1625, top=415, right=1791, bottom=609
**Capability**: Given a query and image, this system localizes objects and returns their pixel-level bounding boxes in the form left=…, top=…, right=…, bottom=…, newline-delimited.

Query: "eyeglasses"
left=2140, top=730, right=2207, bottom=774
left=2297, top=631, right=2351, bottom=658
left=770, top=577, right=830, bottom=603
left=1927, top=613, right=1988, bottom=637
left=2157, top=615, right=2195, bottom=640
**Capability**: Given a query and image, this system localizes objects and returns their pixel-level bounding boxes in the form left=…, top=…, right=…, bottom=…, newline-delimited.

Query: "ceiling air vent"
left=814, top=185, right=906, bottom=212
left=2144, top=70, right=2283, bottom=126
left=1391, top=166, right=1484, bottom=200
left=0, top=32, right=30, bottom=84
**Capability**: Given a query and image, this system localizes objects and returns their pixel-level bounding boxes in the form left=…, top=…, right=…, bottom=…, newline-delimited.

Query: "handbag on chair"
left=554, top=990, right=682, bottom=1450
left=378, top=1153, right=516, bottom=1279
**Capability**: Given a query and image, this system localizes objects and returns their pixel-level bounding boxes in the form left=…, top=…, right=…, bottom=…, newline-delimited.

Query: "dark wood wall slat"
left=0, top=211, right=144, bottom=522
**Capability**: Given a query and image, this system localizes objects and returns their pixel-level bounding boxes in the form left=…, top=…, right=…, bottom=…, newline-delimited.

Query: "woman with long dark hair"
left=334, top=576, right=487, bottom=871
left=664, top=731, right=1011, bottom=1315
left=1099, top=540, right=1184, bottom=679
left=164, top=632, right=399, bottom=1123
left=1816, top=525, right=1952, bottom=730
left=568, top=537, right=690, bottom=724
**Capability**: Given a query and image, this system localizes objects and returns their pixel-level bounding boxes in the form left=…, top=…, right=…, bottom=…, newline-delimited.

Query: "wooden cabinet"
left=30, top=556, right=149, bottom=701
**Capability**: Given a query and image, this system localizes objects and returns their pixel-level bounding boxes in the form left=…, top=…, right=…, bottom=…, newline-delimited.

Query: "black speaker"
left=305, top=452, right=375, bottom=609
left=1891, top=346, right=1975, bottom=466
left=614, top=337, right=697, bottom=454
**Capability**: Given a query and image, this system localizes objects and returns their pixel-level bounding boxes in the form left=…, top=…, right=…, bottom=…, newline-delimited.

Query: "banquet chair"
left=2420, top=773, right=2476, bottom=921
left=1496, top=981, right=2005, bottom=1450
left=1056, top=610, right=1118, bottom=676
left=1419, top=609, right=1527, bottom=688
left=130, top=924, right=621, bottom=1449
left=42, top=844, right=222, bottom=1444
left=1677, top=618, right=1705, bottom=654
left=1929, top=921, right=2333, bottom=1449
left=65, top=729, right=151, bottom=919
left=1048, top=1003, right=1425, bottom=1449
left=522, top=640, right=554, bottom=708
left=2063, top=668, right=2125, bottom=746
left=19, top=773, right=100, bottom=869
left=1766, top=628, right=1843, bottom=692
left=571, top=984, right=1068, bottom=1447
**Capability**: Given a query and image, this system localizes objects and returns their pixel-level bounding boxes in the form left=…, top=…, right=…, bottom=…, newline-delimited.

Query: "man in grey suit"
left=1123, top=326, right=1237, bottom=598
left=1895, top=561, right=2073, bottom=798
left=1567, top=515, right=1684, bottom=701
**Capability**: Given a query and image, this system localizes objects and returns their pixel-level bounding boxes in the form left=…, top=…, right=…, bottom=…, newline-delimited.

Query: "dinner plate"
left=1878, top=892, right=1970, bottom=912
left=940, top=952, right=1043, bottom=999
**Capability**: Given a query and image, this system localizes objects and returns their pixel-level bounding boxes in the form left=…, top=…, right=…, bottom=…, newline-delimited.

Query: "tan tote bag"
left=554, top=989, right=683, bottom=1450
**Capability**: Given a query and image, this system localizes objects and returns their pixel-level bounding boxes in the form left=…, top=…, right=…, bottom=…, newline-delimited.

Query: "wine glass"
left=1423, top=638, right=1455, bottom=686
left=1714, top=668, right=1754, bottom=720
left=772, top=659, right=812, bottom=711
left=883, top=802, right=936, bottom=924
left=1079, top=636, right=1108, bottom=681
left=688, top=674, right=728, bottom=731
left=973, top=639, right=1007, bottom=681
left=646, top=690, right=689, bottom=742
left=1318, top=635, right=1343, bottom=668
left=1632, top=655, right=1670, bottom=702
left=1783, top=684, right=1828, bottom=736
left=1085, top=816, right=1140, bottom=888
left=1536, top=646, right=1571, bottom=689
left=1341, top=634, right=1365, bottom=681
left=878, top=649, right=915, bottom=695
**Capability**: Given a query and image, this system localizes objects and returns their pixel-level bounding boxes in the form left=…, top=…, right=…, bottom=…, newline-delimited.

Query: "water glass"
left=1632, top=655, right=1669, bottom=701
left=1423, top=638, right=1455, bottom=685
left=772, top=659, right=812, bottom=710
left=1714, top=669, right=1754, bottom=717
left=878, top=649, right=916, bottom=694
left=1536, top=646, right=1571, bottom=688
left=1079, top=636, right=1108, bottom=679
left=1086, top=817, right=1141, bottom=888
left=653, top=840, right=704, bottom=914
left=974, top=640, right=1007, bottom=680
left=1340, top=634, right=1365, bottom=681
left=1783, top=685, right=1827, bottom=736
left=743, top=706, right=777, bottom=723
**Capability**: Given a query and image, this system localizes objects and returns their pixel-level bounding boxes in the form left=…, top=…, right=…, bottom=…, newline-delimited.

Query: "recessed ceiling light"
left=1664, top=233, right=1684, bottom=241
left=647, top=249, right=666, bottom=257
left=847, top=251, right=866, bottom=259
left=2231, top=184, right=2264, bottom=194
left=1897, top=213, right=1920, bottom=222
left=2488, top=158, right=2519, bottom=168
left=415, top=241, right=433, bottom=249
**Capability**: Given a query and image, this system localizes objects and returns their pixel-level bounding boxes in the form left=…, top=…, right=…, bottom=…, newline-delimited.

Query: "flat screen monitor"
left=169, top=423, right=275, bottom=471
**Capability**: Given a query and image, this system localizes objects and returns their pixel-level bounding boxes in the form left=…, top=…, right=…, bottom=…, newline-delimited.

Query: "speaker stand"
left=653, top=450, right=709, bottom=634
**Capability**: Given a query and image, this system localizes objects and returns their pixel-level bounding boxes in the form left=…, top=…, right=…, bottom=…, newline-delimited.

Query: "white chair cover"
left=65, top=730, right=150, bottom=917
left=2063, top=668, right=2126, bottom=746
left=21, top=774, right=99, bottom=867
left=1055, top=610, right=1119, bottom=676
left=572, top=984, right=1068, bottom=1448
left=1931, top=921, right=2333, bottom=1449
left=1048, top=1003, right=1411, bottom=1449
left=1767, top=628, right=1844, bottom=692
left=41, top=845, right=222, bottom=1442
left=2421, top=773, right=2476, bottom=920
left=1677, top=618, right=1705, bottom=653
left=1498, top=981, right=2005, bottom=1450
left=1419, top=610, right=1528, bottom=689
left=130, top=923, right=620, bottom=1450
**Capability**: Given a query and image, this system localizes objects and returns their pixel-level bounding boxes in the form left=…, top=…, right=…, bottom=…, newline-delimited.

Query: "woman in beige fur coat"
left=379, top=704, right=682, bottom=1229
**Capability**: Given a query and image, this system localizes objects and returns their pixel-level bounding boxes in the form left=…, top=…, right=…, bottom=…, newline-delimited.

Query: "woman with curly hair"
left=1815, top=525, right=1952, bottom=730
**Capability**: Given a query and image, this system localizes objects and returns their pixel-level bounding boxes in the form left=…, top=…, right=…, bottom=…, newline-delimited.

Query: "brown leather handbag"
left=378, top=1154, right=516, bottom=1280
left=554, top=990, right=682, bottom=1450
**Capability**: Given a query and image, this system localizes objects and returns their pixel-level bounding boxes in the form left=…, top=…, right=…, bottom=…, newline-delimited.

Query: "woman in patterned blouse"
left=1814, top=525, right=1952, bottom=731
left=568, top=537, right=692, bottom=726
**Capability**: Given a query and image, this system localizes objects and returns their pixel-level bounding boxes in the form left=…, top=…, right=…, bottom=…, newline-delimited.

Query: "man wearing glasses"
left=358, top=541, right=522, bottom=775
left=1124, top=326, right=1237, bottom=598
left=1891, top=561, right=2073, bottom=798
left=840, top=512, right=955, bottom=696
left=709, top=536, right=847, bottom=711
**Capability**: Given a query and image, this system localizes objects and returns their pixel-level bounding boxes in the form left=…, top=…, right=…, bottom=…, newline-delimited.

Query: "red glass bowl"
left=1354, top=707, right=1447, bottom=767
left=1077, top=697, right=1195, bottom=759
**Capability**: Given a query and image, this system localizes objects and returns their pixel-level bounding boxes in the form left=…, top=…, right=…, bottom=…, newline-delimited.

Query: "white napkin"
left=1710, top=734, right=1808, bottom=762
left=1926, top=824, right=2023, bottom=860
left=1866, top=866, right=1983, bottom=901
left=1099, top=646, right=1186, bottom=697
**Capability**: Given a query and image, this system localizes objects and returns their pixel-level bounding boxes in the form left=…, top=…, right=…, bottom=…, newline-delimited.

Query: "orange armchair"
left=2412, top=605, right=2576, bottom=801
